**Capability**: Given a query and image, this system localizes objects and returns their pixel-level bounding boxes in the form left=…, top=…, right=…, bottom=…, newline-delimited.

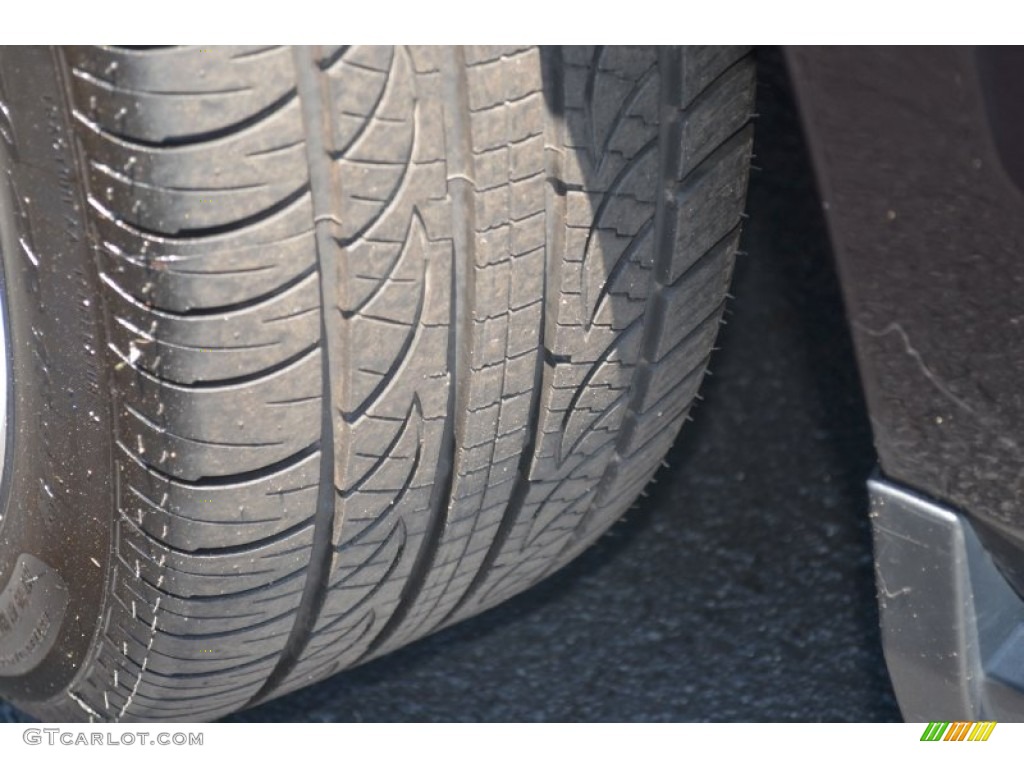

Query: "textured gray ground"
left=0, top=47, right=901, bottom=723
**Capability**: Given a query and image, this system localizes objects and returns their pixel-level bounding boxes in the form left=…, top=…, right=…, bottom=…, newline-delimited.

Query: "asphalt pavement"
left=0, top=47, right=902, bottom=723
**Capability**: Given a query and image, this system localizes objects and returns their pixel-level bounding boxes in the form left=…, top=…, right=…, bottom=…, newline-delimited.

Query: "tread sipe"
left=0, top=45, right=754, bottom=722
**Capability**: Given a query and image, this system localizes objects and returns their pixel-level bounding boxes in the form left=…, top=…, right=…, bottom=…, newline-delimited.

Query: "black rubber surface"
left=0, top=48, right=899, bottom=723
left=0, top=46, right=754, bottom=722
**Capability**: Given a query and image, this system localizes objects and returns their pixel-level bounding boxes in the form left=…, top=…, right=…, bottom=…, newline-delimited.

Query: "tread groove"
left=433, top=44, right=565, bottom=629
left=72, top=87, right=299, bottom=150
left=247, top=46, right=339, bottom=704
left=354, top=44, right=470, bottom=661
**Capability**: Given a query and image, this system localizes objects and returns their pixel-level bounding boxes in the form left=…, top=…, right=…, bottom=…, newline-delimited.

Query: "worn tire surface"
left=0, top=45, right=754, bottom=722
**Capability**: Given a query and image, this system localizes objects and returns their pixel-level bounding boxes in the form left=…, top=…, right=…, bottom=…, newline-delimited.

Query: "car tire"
left=0, top=45, right=754, bottom=722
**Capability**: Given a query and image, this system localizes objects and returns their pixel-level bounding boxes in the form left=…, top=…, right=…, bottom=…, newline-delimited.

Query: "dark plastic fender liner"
left=786, top=47, right=1024, bottom=595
